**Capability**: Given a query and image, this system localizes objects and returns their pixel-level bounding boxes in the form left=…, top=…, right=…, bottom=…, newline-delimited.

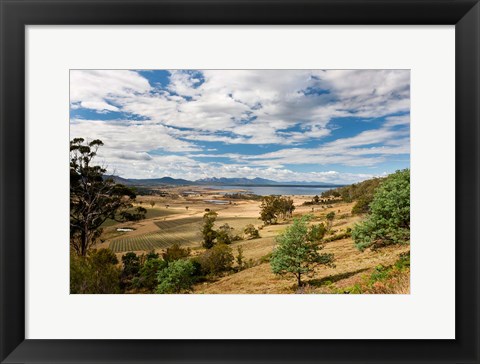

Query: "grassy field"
left=99, top=190, right=409, bottom=294
left=109, top=215, right=260, bottom=253
left=101, top=207, right=180, bottom=227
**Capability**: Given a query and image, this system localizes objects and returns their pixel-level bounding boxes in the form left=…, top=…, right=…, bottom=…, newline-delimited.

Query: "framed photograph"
left=1, top=0, right=479, bottom=363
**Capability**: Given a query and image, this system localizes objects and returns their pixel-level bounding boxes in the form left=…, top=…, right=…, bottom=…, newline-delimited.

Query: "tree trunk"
left=81, top=226, right=88, bottom=256
left=297, top=274, right=302, bottom=287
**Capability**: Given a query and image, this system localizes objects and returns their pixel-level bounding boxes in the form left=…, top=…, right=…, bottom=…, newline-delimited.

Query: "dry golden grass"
left=99, top=190, right=410, bottom=294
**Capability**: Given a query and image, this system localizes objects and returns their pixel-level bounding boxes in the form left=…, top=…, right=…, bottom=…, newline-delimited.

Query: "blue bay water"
left=211, top=185, right=332, bottom=196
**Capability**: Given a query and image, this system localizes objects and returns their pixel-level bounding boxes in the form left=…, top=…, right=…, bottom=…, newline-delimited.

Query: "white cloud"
left=70, top=70, right=151, bottom=112
left=70, top=119, right=200, bottom=153
left=69, top=69, right=410, bottom=183
left=95, top=152, right=379, bottom=184
left=241, top=124, right=409, bottom=168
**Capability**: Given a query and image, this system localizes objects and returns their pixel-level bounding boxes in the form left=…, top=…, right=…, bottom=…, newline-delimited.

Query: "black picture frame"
left=1, top=0, right=479, bottom=363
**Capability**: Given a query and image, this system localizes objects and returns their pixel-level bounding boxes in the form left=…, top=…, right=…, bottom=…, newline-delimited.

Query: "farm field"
left=107, top=206, right=261, bottom=253
left=98, top=188, right=410, bottom=294
left=101, top=207, right=180, bottom=228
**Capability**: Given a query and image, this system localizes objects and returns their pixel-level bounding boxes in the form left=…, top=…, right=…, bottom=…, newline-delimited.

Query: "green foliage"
left=395, top=251, right=411, bottom=270
left=352, top=169, right=410, bottom=251
left=70, top=138, right=146, bottom=256
left=145, top=250, right=160, bottom=261
left=135, top=257, right=167, bottom=292
left=244, top=224, right=260, bottom=239
left=321, top=177, right=384, bottom=204
left=156, top=259, right=196, bottom=294
left=224, top=193, right=262, bottom=201
left=259, top=195, right=295, bottom=225
left=340, top=252, right=410, bottom=294
left=202, top=211, right=218, bottom=249
left=270, top=215, right=334, bottom=287
left=196, top=243, right=234, bottom=276
left=121, top=252, right=141, bottom=278
left=351, top=196, right=372, bottom=215
left=70, top=248, right=121, bottom=294
left=259, top=195, right=278, bottom=225
left=119, top=206, right=147, bottom=222
left=236, top=246, right=245, bottom=269
left=162, top=243, right=191, bottom=262
left=307, top=223, right=326, bottom=242
left=325, top=212, right=335, bottom=230
left=216, top=223, right=234, bottom=244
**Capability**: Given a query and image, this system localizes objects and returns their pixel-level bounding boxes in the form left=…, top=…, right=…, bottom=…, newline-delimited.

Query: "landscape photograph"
left=70, top=69, right=410, bottom=294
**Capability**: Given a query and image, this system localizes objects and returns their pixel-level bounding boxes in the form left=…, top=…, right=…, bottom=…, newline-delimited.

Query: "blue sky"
left=70, top=70, right=410, bottom=184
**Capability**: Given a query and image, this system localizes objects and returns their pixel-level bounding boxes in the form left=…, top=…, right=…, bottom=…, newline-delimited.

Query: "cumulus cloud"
left=70, top=70, right=151, bottom=112
left=69, top=69, right=410, bottom=183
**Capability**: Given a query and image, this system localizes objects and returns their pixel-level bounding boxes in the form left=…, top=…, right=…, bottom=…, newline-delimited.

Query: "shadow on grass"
left=308, top=268, right=370, bottom=287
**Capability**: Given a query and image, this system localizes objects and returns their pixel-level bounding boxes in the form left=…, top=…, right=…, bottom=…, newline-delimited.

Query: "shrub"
left=156, top=259, right=196, bottom=294
left=120, top=252, right=142, bottom=290
left=70, top=248, right=121, bottom=294
left=216, top=223, right=234, bottom=244
left=244, top=224, right=260, bottom=239
left=135, top=257, right=167, bottom=292
left=236, top=246, right=245, bottom=269
left=351, top=196, right=372, bottom=215
left=395, top=251, right=410, bottom=269
left=145, top=250, right=160, bottom=261
left=196, top=243, right=234, bottom=276
left=121, top=252, right=141, bottom=278
left=352, top=169, right=410, bottom=250
left=162, top=243, right=191, bottom=262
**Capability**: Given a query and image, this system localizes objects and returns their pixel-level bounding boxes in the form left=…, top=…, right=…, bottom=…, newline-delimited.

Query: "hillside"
left=105, top=175, right=344, bottom=187
left=95, top=182, right=409, bottom=294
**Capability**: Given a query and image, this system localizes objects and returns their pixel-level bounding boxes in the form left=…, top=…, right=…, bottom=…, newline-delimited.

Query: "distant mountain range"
left=106, top=175, right=344, bottom=188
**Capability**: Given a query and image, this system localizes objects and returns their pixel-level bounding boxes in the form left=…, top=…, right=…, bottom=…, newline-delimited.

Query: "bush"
left=134, top=257, right=167, bottom=292
left=70, top=249, right=121, bottom=294
left=156, top=259, right=196, bottom=294
left=122, top=252, right=141, bottom=278
left=352, top=169, right=410, bottom=250
left=351, top=196, right=372, bottom=215
left=326, top=212, right=335, bottom=221
left=162, top=243, right=191, bottom=262
left=216, top=223, right=234, bottom=244
left=244, top=224, right=260, bottom=239
left=395, top=251, right=410, bottom=270
left=120, top=252, right=142, bottom=290
left=236, top=246, right=245, bottom=270
left=196, top=243, right=234, bottom=276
